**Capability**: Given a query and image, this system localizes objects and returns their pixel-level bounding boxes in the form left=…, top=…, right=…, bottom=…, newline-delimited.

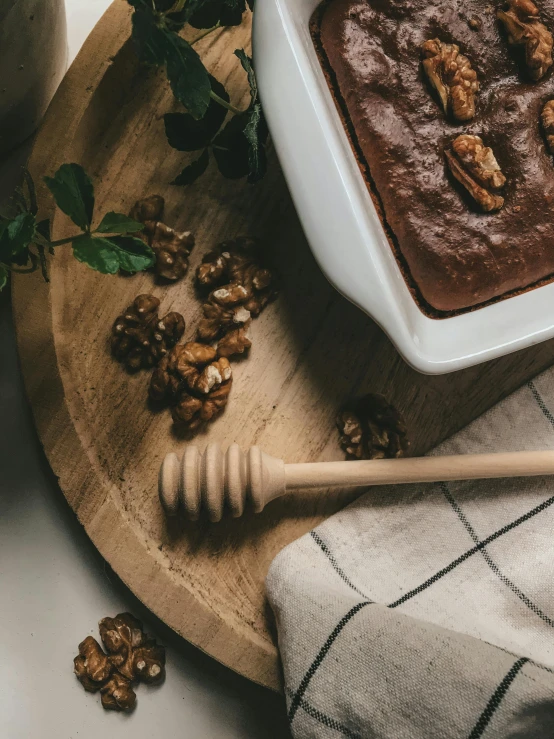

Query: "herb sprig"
left=127, top=0, right=266, bottom=185
left=0, top=164, right=154, bottom=291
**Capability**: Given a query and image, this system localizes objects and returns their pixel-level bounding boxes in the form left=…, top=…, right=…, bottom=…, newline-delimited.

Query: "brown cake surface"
left=315, top=0, right=554, bottom=313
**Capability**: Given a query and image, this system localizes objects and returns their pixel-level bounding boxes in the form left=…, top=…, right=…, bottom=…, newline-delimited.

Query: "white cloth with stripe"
left=266, top=371, right=554, bottom=738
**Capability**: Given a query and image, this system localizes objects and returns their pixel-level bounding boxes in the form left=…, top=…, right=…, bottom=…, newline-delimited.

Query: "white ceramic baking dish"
left=253, top=0, right=554, bottom=374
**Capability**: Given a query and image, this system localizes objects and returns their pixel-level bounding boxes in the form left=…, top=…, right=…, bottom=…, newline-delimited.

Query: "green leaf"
left=10, top=248, right=31, bottom=267
left=109, top=236, right=155, bottom=272
left=126, top=0, right=153, bottom=8
left=234, top=49, right=257, bottom=103
left=164, top=76, right=229, bottom=152
left=188, top=0, right=246, bottom=29
left=227, top=52, right=268, bottom=182
left=0, top=265, right=8, bottom=291
left=171, top=149, right=210, bottom=185
left=164, top=33, right=212, bottom=119
left=44, top=163, right=95, bottom=231
left=129, top=3, right=214, bottom=116
left=72, top=234, right=155, bottom=274
left=36, top=218, right=51, bottom=242
left=0, top=212, right=36, bottom=262
left=212, top=106, right=268, bottom=182
left=212, top=114, right=250, bottom=179
left=243, top=103, right=268, bottom=183
left=96, top=212, right=145, bottom=234
left=131, top=8, right=169, bottom=66
left=72, top=234, right=120, bottom=274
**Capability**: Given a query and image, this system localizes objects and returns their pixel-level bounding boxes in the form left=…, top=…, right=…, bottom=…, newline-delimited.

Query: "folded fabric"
left=266, top=371, right=554, bottom=738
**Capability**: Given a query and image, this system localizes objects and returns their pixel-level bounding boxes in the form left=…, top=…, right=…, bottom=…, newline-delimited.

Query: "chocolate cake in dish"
left=313, top=0, right=554, bottom=313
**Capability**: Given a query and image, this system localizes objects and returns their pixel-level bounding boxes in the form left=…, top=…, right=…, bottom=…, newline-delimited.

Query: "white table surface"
left=0, top=2, right=289, bottom=736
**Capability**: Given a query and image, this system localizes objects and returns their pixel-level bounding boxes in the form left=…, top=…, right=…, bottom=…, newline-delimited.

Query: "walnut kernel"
left=99, top=613, right=145, bottom=681
left=497, top=0, right=553, bottom=80
left=196, top=238, right=277, bottom=317
left=74, top=613, right=166, bottom=712
left=74, top=636, right=113, bottom=692
left=150, top=342, right=233, bottom=431
left=216, top=323, right=253, bottom=358
left=337, top=394, right=409, bottom=461
left=195, top=238, right=276, bottom=357
left=197, top=288, right=251, bottom=342
left=129, top=195, right=194, bottom=281
left=445, top=135, right=506, bottom=212
left=129, top=195, right=165, bottom=233
left=100, top=673, right=136, bottom=711
left=150, top=222, right=195, bottom=282
left=111, top=294, right=185, bottom=372
left=451, top=134, right=506, bottom=190
left=422, top=38, right=479, bottom=121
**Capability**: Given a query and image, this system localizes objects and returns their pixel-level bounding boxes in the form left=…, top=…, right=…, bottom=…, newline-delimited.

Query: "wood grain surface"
left=12, top=0, right=554, bottom=691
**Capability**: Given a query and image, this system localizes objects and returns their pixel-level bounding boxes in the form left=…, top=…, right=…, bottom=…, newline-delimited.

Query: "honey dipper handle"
left=159, top=447, right=554, bottom=521
left=284, top=450, right=554, bottom=489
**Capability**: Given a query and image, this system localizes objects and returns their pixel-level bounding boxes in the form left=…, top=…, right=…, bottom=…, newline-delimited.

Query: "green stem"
left=169, top=0, right=186, bottom=14
left=209, top=91, right=242, bottom=116
left=190, top=24, right=220, bottom=45
left=2, top=262, right=38, bottom=274
left=44, top=235, right=78, bottom=247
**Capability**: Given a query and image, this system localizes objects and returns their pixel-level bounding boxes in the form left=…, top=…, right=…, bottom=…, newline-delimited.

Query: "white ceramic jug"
left=0, top=0, right=67, bottom=157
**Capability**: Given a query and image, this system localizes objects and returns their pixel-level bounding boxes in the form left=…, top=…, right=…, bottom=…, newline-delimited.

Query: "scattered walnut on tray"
left=337, top=394, right=410, bottom=461
left=445, top=134, right=506, bottom=212
left=74, top=613, right=165, bottom=712
left=129, top=194, right=165, bottom=234
left=111, top=294, right=185, bottom=372
left=149, top=342, right=232, bottom=431
left=421, top=38, right=479, bottom=121
left=129, top=195, right=195, bottom=281
left=497, top=0, right=553, bottom=81
left=150, top=222, right=195, bottom=281
left=541, top=99, right=554, bottom=154
left=196, top=237, right=277, bottom=358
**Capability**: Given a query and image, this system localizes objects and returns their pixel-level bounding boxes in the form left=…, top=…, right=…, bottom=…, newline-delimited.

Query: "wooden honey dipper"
left=159, top=443, right=554, bottom=522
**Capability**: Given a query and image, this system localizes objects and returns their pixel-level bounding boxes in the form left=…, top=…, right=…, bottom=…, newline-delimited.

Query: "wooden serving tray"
left=13, top=0, right=554, bottom=691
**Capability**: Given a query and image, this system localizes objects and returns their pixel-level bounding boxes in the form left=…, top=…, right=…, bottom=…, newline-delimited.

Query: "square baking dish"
left=253, top=0, right=554, bottom=374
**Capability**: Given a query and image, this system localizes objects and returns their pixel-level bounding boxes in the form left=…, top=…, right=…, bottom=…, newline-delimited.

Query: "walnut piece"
left=150, top=342, right=233, bottom=431
left=197, top=237, right=277, bottom=316
left=451, top=134, right=506, bottom=190
left=216, top=323, right=252, bottom=358
left=111, top=294, right=185, bottom=372
left=541, top=99, right=554, bottom=153
left=195, top=238, right=276, bottom=356
left=497, top=0, right=553, bottom=81
left=445, top=135, right=506, bottom=212
left=129, top=195, right=165, bottom=234
left=99, top=613, right=146, bottom=681
left=337, top=394, right=409, bottom=461
left=133, top=642, right=166, bottom=684
left=74, top=612, right=166, bottom=712
left=129, top=195, right=195, bottom=281
left=421, top=38, right=479, bottom=121
left=100, top=673, right=136, bottom=711
left=197, top=287, right=252, bottom=344
left=150, top=222, right=195, bottom=282
left=74, top=636, right=113, bottom=692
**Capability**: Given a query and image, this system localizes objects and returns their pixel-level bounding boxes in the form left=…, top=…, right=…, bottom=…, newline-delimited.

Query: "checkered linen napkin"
left=266, top=370, right=554, bottom=738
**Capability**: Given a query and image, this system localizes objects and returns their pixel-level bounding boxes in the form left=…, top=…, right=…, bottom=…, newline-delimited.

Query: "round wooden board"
left=13, top=0, right=554, bottom=691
